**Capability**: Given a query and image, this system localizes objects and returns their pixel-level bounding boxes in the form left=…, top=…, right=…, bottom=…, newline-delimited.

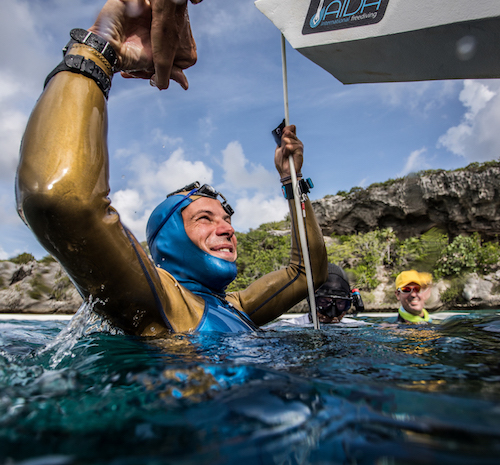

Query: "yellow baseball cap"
left=395, top=270, right=432, bottom=289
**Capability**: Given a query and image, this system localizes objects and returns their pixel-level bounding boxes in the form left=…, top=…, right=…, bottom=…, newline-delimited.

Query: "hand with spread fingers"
left=274, top=125, right=304, bottom=180
left=89, top=0, right=202, bottom=90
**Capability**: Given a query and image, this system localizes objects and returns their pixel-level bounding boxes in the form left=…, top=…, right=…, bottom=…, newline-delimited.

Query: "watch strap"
left=44, top=54, right=112, bottom=99
left=64, top=28, right=118, bottom=70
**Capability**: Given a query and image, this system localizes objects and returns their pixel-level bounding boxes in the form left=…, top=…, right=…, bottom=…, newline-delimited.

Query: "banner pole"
left=280, top=34, right=320, bottom=330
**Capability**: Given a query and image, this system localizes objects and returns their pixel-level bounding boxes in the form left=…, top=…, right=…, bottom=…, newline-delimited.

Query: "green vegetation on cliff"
left=9, top=226, right=498, bottom=299
left=227, top=220, right=291, bottom=292
left=325, top=228, right=499, bottom=289
left=227, top=225, right=500, bottom=308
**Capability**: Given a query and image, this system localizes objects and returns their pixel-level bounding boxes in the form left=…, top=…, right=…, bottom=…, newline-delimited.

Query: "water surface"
left=1, top=310, right=499, bottom=464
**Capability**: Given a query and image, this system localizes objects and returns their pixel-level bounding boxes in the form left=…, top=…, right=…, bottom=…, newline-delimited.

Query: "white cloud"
left=110, top=189, right=152, bottom=240
left=360, top=80, right=457, bottom=118
left=110, top=137, right=287, bottom=235
left=460, top=80, right=496, bottom=116
left=212, top=140, right=290, bottom=231
left=438, top=80, right=500, bottom=160
left=140, top=148, right=213, bottom=200
left=110, top=145, right=214, bottom=238
left=191, top=1, right=262, bottom=39
left=0, top=74, right=28, bottom=180
left=116, top=144, right=213, bottom=200
left=0, top=192, right=22, bottom=226
left=358, top=178, right=368, bottom=188
left=220, top=141, right=276, bottom=194
left=151, top=129, right=184, bottom=148
left=398, top=148, right=429, bottom=177
left=232, top=194, right=289, bottom=232
left=0, top=104, right=27, bottom=180
left=198, top=115, right=217, bottom=138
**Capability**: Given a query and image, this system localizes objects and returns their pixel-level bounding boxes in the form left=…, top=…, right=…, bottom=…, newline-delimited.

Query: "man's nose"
left=216, top=220, right=234, bottom=237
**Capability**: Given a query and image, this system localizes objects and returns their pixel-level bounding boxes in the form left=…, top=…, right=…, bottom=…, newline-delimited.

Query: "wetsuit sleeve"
left=16, top=46, right=201, bottom=336
left=227, top=197, right=328, bottom=326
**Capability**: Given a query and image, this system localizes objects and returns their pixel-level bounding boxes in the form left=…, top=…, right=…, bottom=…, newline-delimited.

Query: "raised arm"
left=228, top=126, right=328, bottom=325
left=15, top=0, right=201, bottom=335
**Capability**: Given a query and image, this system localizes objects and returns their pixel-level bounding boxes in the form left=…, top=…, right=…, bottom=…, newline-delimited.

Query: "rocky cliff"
left=3, top=162, right=500, bottom=315
left=0, top=260, right=82, bottom=314
left=2, top=257, right=500, bottom=314
left=312, top=162, right=500, bottom=240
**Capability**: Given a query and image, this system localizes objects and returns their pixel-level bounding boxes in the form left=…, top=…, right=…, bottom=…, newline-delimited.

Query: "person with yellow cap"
left=394, top=270, right=433, bottom=324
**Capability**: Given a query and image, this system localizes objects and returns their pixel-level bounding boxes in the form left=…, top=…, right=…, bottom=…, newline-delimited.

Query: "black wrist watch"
left=44, top=54, right=112, bottom=99
left=64, top=28, right=118, bottom=70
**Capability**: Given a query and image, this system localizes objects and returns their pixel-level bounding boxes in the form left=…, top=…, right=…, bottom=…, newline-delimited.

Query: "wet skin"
left=317, top=310, right=347, bottom=324
left=315, top=283, right=350, bottom=323
left=395, top=281, right=431, bottom=316
left=182, top=197, right=237, bottom=262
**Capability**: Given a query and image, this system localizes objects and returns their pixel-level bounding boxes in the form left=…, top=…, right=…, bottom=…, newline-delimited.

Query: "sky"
left=1, top=0, right=500, bottom=260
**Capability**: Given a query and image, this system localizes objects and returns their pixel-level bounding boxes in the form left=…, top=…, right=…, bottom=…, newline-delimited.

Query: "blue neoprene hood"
left=146, top=194, right=237, bottom=295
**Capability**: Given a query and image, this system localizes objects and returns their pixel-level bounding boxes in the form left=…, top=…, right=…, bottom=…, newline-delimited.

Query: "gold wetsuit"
left=16, top=45, right=328, bottom=336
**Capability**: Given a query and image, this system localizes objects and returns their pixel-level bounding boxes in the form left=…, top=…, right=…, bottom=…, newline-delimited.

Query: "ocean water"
left=1, top=309, right=500, bottom=465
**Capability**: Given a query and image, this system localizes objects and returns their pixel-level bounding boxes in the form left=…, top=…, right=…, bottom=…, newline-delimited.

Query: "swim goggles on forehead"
left=398, top=285, right=427, bottom=294
left=167, top=181, right=234, bottom=217
left=315, top=293, right=352, bottom=318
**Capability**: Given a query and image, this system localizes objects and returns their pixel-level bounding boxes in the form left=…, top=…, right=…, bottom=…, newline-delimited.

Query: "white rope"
left=281, top=34, right=320, bottom=330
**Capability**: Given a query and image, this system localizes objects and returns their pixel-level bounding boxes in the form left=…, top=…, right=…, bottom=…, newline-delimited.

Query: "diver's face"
left=315, top=284, right=349, bottom=324
left=395, top=281, right=430, bottom=316
left=182, top=197, right=237, bottom=262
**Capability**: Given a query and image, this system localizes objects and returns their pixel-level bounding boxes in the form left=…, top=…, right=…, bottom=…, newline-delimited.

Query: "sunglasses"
left=398, top=285, right=427, bottom=294
left=315, top=294, right=352, bottom=318
left=168, top=182, right=234, bottom=217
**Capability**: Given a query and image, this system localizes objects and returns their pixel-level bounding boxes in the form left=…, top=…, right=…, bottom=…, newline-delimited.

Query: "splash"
left=36, top=297, right=122, bottom=368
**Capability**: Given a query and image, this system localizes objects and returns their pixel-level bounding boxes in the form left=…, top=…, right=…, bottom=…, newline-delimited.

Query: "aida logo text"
left=302, top=0, right=390, bottom=35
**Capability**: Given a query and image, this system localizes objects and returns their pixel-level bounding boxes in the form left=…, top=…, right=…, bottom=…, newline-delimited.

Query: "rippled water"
left=1, top=309, right=500, bottom=465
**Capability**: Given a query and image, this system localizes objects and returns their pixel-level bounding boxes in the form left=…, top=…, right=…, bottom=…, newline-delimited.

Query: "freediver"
left=16, top=0, right=328, bottom=335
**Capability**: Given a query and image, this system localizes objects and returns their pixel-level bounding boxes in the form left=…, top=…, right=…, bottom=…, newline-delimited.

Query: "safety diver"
left=394, top=270, right=433, bottom=324
left=275, top=263, right=365, bottom=326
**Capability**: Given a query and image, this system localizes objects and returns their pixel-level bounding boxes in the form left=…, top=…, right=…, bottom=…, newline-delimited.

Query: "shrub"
left=326, top=229, right=397, bottom=290
left=440, top=278, right=467, bottom=306
left=348, top=186, right=364, bottom=196
left=28, top=289, right=43, bottom=300
left=394, top=228, right=447, bottom=273
left=10, top=253, right=35, bottom=265
left=435, top=233, right=500, bottom=277
left=367, top=178, right=398, bottom=190
left=50, top=276, right=73, bottom=301
left=28, top=273, right=52, bottom=300
left=227, top=222, right=291, bottom=292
